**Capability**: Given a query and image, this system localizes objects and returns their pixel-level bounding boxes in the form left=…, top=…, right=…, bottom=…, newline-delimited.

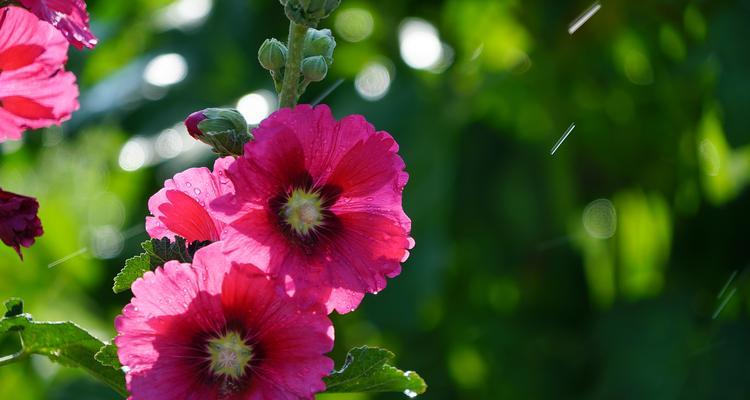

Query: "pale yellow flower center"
left=206, top=331, right=253, bottom=379
left=281, top=188, right=324, bottom=236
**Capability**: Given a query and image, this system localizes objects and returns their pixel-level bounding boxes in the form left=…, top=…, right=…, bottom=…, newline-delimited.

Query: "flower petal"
left=19, top=0, right=98, bottom=49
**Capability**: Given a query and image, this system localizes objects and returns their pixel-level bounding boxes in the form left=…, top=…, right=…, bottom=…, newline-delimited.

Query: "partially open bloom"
left=0, top=188, right=43, bottom=259
left=18, top=0, right=98, bottom=49
left=0, top=6, right=79, bottom=142
left=115, top=244, right=334, bottom=399
left=214, top=104, right=413, bottom=314
left=146, top=157, right=234, bottom=243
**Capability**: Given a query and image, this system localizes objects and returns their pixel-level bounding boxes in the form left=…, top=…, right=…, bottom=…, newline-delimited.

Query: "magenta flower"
left=213, top=104, right=413, bottom=314
left=115, top=244, right=334, bottom=399
left=146, top=157, right=234, bottom=243
left=18, top=0, right=98, bottom=49
left=0, top=188, right=43, bottom=259
left=0, top=6, right=79, bottom=142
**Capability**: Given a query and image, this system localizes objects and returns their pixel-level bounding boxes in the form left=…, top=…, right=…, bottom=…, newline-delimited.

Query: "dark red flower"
left=0, top=188, right=43, bottom=259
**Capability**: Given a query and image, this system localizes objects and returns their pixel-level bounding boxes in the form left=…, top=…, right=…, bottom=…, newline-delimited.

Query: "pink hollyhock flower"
left=115, top=243, right=334, bottom=399
left=0, top=188, right=43, bottom=259
left=0, top=6, right=79, bottom=142
left=213, top=104, right=413, bottom=314
left=18, top=0, right=98, bottom=49
left=146, top=157, right=234, bottom=243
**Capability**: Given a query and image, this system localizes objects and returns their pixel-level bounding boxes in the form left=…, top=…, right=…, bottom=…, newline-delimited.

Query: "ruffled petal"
left=19, top=0, right=98, bottom=49
left=116, top=244, right=334, bottom=399
left=146, top=157, right=234, bottom=242
left=0, top=7, right=78, bottom=142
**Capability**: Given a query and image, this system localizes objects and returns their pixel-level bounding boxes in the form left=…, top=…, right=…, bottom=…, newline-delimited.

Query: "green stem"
left=278, top=22, right=309, bottom=109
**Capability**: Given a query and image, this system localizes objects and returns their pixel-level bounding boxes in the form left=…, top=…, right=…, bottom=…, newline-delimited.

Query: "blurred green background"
left=2, top=0, right=750, bottom=398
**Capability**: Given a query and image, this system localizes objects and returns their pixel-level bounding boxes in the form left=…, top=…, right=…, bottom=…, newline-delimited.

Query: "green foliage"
left=324, top=346, right=427, bottom=395
left=94, top=344, right=122, bottom=370
left=112, top=237, right=211, bottom=293
left=3, top=298, right=23, bottom=318
left=0, top=300, right=127, bottom=397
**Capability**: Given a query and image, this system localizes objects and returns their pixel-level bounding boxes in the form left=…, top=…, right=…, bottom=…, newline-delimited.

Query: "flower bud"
left=185, top=110, right=208, bottom=139
left=183, top=108, right=252, bottom=157
left=283, top=0, right=341, bottom=26
left=258, top=38, right=288, bottom=71
left=301, top=56, right=328, bottom=82
left=303, top=28, right=335, bottom=64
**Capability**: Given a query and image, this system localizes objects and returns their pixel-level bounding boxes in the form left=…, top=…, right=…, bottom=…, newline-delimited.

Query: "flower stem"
left=278, top=22, right=309, bottom=109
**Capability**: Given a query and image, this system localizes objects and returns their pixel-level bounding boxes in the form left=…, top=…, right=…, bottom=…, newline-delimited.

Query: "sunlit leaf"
left=112, top=237, right=212, bottom=293
left=112, top=253, right=151, bottom=293
left=324, top=346, right=427, bottom=396
left=94, top=344, right=122, bottom=370
left=0, top=300, right=127, bottom=397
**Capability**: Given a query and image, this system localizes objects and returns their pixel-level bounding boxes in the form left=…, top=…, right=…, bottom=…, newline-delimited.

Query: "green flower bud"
left=258, top=38, right=288, bottom=71
left=303, top=28, right=335, bottom=64
left=283, top=0, right=340, bottom=26
left=185, top=108, right=252, bottom=157
left=301, top=55, right=328, bottom=82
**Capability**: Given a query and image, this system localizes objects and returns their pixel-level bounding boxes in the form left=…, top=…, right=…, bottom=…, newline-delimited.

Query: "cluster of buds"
left=259, top=28, right=336, bottom=90
left=279, top=0, right=341, bottom=27
left=301, top=28, right=335, bottom=83
left=184, top=108, right=252, bottom=157
left=189, top=2, right=339, bottom=153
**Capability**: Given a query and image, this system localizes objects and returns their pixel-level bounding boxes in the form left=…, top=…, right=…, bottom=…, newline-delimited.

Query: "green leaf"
left=95, top=343, right=123, bottom=370
left=324, top=346, right=427, bottom=396
left=112, top=253, right=151, bottom=293
left=3, top=298, right=23, bottom=317
left=112, top=236, right=212, bottom=293
left=149, top=237, right=190, bottom=264
left=0, top=308, right=127, bottom=397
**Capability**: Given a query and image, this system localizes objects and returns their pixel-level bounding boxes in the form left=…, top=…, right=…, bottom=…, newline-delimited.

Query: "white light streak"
left=48, top=247, right=88, bottom=268
left=550, top=123, right=575, bottom=155
left=568, top=2, right=601, bottom=35
left=713, top=288, right=737, bottom=319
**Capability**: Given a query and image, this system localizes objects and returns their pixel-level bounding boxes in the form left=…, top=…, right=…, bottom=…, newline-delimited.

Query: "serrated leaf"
left=95, top=343, right=122, bottom=370
left=148, top=237, right=191, bottom=264
left=0, top=309, right=127, bottom=397
left=112, top=236, right=213, bottom=293
left=112, top=253, right=151, bottom=293
left=187, top=240, right=212, bottom=257
left=324, top=346, right=427, bottom=396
